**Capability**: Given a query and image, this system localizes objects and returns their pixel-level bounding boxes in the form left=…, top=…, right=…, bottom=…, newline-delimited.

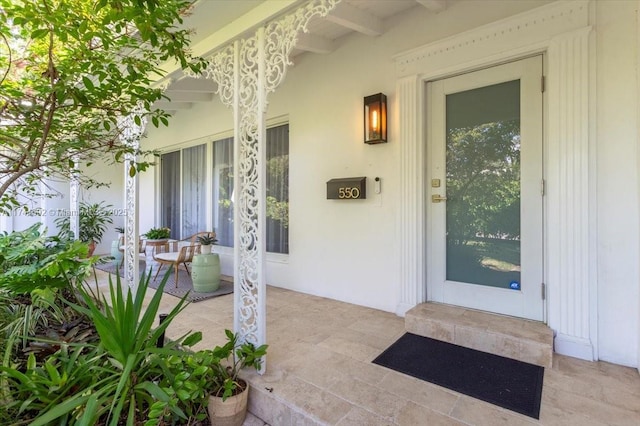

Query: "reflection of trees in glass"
left=265, top=124, right=289, bottom=254
left=213, top=125, right=289, bottom=253
left=216, top=166, right=234, bottom=247
left=446, top=120, right=521, bottom=288
left=215, top=156, right=288, bottom=229
left=266, top=154, right=289, bottom=228
left=212, top=137, right=234, bottom=247
left=446, top=120, right=520, bottom=243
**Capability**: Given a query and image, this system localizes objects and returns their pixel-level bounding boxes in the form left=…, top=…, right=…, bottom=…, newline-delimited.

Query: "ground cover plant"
left=0, top=226, right=266, bottom=425
left=0, top=225, right=98, bottom=423
left=0, top=224, right=95, bottom=368
left=0, top=245, right=201, bottom=425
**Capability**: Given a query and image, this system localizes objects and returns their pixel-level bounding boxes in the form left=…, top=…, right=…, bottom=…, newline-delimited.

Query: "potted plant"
left=55, top=201, right=114, bottom=256
left=197, top=234, right=217, bottom=254
left=143, top=226, right=171, bottom=241
left=206, top=330, right=268, bottom=426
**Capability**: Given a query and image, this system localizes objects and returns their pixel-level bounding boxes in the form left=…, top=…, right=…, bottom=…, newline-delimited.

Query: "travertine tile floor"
left=91, top=267, right=640, bottom=425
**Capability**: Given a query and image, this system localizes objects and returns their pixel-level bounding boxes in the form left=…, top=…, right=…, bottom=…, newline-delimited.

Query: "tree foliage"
left=0, top=0, right=207, bottom=214
left=446, top=120, right=521, bottom=243
left=266, top=154, right=289, bottom=228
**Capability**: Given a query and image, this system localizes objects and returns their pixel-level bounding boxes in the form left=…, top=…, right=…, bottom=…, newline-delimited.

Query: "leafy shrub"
left=0, top=270, right=202, bottom=425
left=0, top=225, right=96, bottom=374
left=0, top=224, right=93, bottom=294
left=143, top=227, right=171, bottom=240
left=54, top=201, right=114, bottom=244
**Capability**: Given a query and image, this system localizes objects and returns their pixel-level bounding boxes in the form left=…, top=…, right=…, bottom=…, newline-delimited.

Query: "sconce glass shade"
left=364, top=93, right=387, bottom=144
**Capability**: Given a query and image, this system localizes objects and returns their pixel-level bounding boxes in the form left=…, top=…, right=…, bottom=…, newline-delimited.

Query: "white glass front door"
left=427, top=56, right=544, bottom=321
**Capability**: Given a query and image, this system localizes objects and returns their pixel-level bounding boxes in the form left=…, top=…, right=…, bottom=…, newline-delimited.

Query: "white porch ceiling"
left=158, top=0, right=451, bottom=112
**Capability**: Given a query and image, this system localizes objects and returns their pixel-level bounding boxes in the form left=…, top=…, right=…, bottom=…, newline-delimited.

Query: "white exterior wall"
left=142, top=0, right=639, bottom=367
left=637, top=0, right=640, bottom=375
left=79, top=161, right=125, bottom=255
left=594, top=0, right=639, bottom=367
left=1, top=181, right=69, bottom=238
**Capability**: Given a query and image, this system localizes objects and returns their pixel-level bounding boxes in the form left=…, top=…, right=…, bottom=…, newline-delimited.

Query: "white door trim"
left=395, top=0, right=597, bottom=361
left=428, top=57, right=544, bottom=321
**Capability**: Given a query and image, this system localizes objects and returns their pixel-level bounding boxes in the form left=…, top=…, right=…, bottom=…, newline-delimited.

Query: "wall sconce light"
left=364, top=93, right=387, bottom=144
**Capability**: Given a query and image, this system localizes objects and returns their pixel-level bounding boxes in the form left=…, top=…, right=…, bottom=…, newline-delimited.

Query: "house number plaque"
left=326, top=177, right=366, bottom=200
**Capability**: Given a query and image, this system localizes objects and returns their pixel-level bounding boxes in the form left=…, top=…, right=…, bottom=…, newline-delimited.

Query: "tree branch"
left=0, top=31, right=11, bottom=87
left=30, top=29, right=59, bottom=171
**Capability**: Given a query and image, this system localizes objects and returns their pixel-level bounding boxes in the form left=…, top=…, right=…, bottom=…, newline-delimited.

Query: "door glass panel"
left=445, top=80, right=521, bottom=289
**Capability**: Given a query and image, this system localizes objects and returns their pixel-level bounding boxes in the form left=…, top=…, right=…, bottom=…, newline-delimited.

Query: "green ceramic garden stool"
left=110, top=240, right=123, bottom=267
left=191, top=253, right=221, bottom=292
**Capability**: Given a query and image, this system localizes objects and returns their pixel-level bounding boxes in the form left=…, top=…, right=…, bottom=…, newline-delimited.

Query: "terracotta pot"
left=87, top=241, right=96, bottom=257
left=207, top=382, right=248, bottom=426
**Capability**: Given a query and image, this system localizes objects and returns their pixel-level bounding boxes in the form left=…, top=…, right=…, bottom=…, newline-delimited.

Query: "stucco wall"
left=140, top=1, right=639, bottom=367
left=0, top=179, right=70, bottom=235
left=80, top=161, right=125, bottom=256
left=637, top=0, right=640, bottom=376
left=594, top=0, right=640, bottom=367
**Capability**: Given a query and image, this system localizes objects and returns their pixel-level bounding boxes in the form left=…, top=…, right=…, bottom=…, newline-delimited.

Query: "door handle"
left=431, top=194, right=447, bottom=203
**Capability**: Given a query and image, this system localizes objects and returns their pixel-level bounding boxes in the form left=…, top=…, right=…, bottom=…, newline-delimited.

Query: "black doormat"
left=372, top=333, right=544, bottom=419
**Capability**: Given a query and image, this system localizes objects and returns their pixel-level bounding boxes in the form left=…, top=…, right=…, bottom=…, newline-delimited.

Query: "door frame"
left=393, top=1, right=597, bottom=361
left=426, top=56, right=544, bottom=321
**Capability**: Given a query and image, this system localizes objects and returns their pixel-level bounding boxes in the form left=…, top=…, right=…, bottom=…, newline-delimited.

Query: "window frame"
left=156, top=118, right=289, bottom=258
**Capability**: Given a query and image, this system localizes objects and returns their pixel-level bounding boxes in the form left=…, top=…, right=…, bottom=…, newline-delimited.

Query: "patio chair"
left=152, top=242, right=200, bottom=287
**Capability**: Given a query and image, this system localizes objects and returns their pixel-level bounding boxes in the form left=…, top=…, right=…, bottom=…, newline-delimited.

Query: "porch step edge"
left=405, top=302, right=553, bottom=368
left=246, top=376, right=323, bottom=426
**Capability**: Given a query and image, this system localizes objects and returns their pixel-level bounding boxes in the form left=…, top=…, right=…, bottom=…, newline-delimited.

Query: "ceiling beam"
left=164, top=77, right=217, bottom=93
left=416, top=0, right=447, bottom=13
left=163, top=91, right=213, bottom=103
left=192, top=0, right=300, bottom=58
left=156, top=0, right=301, bottom=81
left=326, top=2, right=383, bottom=37
left=296, top=33, right=335, bottom=54
left=153, top=101, right=193, bottom=110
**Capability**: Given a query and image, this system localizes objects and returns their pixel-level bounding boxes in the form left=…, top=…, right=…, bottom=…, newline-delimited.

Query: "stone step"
left=405, top=302, right=553, bottom=368
left=246, top=378, right=320, bottom=426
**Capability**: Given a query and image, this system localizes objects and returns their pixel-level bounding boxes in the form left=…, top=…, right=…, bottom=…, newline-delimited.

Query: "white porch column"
left=547, top=27, right=597, bottom=361
left=69, top=157, right=80, bottom=241
left=396, top=75, right=425, bottom=316
left=202, top=0, right=340, bottom=371
left=119, top=111, right=147, bottom=292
